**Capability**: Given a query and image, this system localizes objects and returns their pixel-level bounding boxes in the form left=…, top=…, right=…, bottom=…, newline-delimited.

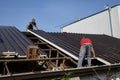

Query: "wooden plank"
left=56, top=50, right=59, bottom=67
left=0, top=57, right=71, bottom=62
left=0, top=52, right=17, bottom=58
left=49, top=49, right=51, bottom=58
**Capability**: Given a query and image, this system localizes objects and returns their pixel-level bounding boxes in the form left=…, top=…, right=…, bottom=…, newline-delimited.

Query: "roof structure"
left=28, top=30, right=120, bottom=64
left=0, top=26, right=33, bottom=56
left=0, top=27, right=120, bottom=79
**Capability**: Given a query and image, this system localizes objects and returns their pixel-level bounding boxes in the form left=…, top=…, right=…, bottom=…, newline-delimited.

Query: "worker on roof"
left=27, top=18, right=39, bottom=30
left=77, top=37, right=96, bottom=68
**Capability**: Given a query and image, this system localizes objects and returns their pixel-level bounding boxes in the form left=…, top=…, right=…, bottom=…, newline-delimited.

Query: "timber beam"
left=0, top=57, right=71, bottom=63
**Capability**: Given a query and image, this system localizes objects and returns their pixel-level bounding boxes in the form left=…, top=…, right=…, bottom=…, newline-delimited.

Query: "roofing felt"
left=0, top=26, right=33, bottom=55
left=29, top=30, right=120, bottom=64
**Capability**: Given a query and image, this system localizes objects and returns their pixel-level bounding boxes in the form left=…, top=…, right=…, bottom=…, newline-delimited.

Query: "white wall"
left=111, top=6, right=120, bottom=38
left=61, top=5, right=120, bottom=38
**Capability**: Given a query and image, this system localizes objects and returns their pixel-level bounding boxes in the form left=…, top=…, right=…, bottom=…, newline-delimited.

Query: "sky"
left=0, top=0, right=120, bottom=32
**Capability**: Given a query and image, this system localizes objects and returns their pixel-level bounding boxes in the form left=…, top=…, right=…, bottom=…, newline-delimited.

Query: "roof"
left=28, top=30, right=120, bottom=64
left=0, top=26, right=33, bottom=56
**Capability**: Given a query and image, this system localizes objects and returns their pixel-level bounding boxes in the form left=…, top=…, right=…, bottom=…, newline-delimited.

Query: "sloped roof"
left=28, top=30, right=120, bottom=64
left=0, top=26, right=33, bottom=55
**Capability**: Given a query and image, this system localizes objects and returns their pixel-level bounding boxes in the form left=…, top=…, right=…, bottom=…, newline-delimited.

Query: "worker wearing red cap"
left=77, top=37, right=96, bottom=68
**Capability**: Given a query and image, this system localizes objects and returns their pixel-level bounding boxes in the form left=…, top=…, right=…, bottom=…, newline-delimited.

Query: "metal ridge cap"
left=27, top=29, right=78, bottom=60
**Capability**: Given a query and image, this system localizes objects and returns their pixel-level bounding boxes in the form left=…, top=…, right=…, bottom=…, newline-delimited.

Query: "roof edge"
left=97, top=57, right=111, bottom=65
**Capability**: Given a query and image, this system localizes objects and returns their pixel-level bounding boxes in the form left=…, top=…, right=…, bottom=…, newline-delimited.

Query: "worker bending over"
left=77, top=37, right=96, bottom=68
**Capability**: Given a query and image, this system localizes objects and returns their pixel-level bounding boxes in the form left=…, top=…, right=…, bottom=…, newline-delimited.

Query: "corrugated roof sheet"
left=0, top=26, right=33, bottom=55
left=30, top=30, right=120, bottom=64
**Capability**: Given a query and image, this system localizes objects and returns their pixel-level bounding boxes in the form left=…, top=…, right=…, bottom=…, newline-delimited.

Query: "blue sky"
left=0, top=0, right=120, bottom=32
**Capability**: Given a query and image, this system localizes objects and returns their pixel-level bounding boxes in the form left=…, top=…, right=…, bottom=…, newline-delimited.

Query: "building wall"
left=112, top=6, right=120, bottom=38
left=61, top=5, right=120, bottom=39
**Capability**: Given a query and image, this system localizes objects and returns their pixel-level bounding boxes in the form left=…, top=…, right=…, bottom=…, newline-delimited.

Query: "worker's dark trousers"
left=77, top=43, right=92, bottom=68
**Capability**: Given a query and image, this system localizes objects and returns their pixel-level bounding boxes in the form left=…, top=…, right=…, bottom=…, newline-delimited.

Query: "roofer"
left=77, top=37, right=96, bottom=68
left=27, top=18, right=39, bottom=30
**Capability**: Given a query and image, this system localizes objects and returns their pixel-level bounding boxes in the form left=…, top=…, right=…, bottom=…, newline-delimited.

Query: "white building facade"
left=61, top=5, right=120, bottom=39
